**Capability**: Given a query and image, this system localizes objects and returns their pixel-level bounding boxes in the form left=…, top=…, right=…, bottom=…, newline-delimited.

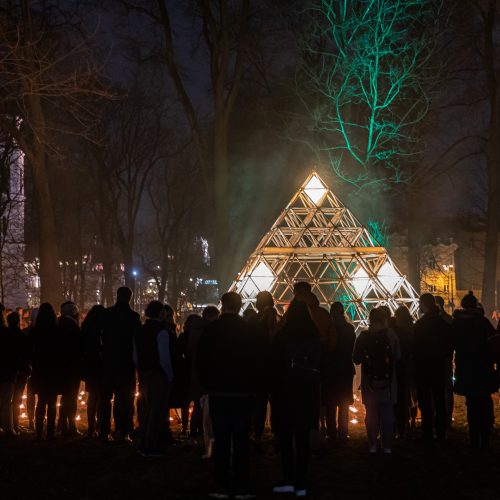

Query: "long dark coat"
left=453, top=308, right=498, bottom=396
left=30, top=325, right=63, bottom=395
left=271, top=329, right=321, bottom=430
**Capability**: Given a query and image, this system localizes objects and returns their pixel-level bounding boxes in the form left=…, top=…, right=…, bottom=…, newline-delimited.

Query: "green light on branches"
left=306, top=0, right=436, bottom=188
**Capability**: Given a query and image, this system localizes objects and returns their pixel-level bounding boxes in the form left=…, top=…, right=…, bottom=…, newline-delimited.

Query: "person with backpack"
left=271, top=300, right=321, bottom=497
left=353, top=307, right=401, bottom=454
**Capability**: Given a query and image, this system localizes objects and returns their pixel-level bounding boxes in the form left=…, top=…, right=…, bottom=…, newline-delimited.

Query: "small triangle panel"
left=229, top=171, right=419, bottom=331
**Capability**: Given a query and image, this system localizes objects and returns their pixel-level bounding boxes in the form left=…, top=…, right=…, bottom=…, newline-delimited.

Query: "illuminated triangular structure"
left=229, top=171, right=419, bottom=331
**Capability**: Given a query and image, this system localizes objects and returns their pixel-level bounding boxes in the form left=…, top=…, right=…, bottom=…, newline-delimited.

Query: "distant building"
left=0, top=142, right=27, bottom=308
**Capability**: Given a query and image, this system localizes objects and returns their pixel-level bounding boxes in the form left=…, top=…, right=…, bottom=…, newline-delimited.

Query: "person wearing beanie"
left=452, top=291, right=497, bottom=447
left=414, top=293, right=453, bottom=443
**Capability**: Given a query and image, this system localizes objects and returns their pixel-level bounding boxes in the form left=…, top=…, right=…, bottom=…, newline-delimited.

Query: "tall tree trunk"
left=481, top=1, right=499, bottom=318
left=481, top=122, right=499, bottom=317
left=31, top=151, right=62, bottom=306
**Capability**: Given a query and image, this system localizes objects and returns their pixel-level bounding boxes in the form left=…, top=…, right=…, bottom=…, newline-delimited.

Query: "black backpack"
left=362, top=330, right=393, bottom=387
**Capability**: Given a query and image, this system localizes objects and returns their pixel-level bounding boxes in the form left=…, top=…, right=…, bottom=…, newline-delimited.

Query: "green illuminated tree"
left=303, top=0, right=440, bottom=188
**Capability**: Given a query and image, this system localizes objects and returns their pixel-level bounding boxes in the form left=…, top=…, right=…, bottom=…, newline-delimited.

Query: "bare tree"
left=300, top=0, right=442, bottom=188
left=0, top=1, right=109, bottom=305
left=138, top=149, right=204, bottom=307
left=117, top=0, right=260, bottom=287
left=88, top=82, right=170, bottom=292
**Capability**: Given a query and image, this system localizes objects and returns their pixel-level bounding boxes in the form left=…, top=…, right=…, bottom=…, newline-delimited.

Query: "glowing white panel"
left=304, top=175, right=327, bottom=205
left=241, top=261, right=275, bottom=297
left=377, top=261, right=400, bottom=294
left=351, top=266, right=370, bottom=298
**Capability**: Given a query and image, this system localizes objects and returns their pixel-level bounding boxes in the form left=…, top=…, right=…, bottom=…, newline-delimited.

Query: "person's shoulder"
left=355, top=329, right=368, bottom=341
left=129, top=309, right=141, bottom=320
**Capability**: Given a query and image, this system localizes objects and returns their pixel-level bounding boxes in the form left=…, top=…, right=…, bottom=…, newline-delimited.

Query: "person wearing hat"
left=452, top=291, right=497, bottom=447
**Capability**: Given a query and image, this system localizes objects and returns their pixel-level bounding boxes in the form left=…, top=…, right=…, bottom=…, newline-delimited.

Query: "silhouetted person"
left=197, top=292, right=262, bottom=499
left=242, top=308, right=258, bottom=322
left=202, top=305, right=220, bottom=324
left=294, top=290, right=335, bottom=451
left=164, top=304, right=185, bottom=443
left=453, top=292, right=497, bottom=447
left=414, top=293, right=453, bottom=442
left=393, top=306, right=417, bottom=438
left=31, top=303, right=61, bottom=440
left=271, top=300, right=321, bottom=497
left=324, top=302, right=355, bottom=441
left=134, top=300, right=173, bottom=457
left=58, top=301, right=83, bottom=436
left=252, top=291, right=278, bottom=447
left=9, top=311, right=32, bottom=433
left=99, top=287, right=141, bottom=441
left=81, top=305, right=105, bottom=438
left=0, top=305, right=18, bottom=436
left=200, top=305, right=220, bottom=459
left=177, top=314, right=205, bottom=439
left=353, top=307, right=401, bottom=453
left=435, top=295, right=454, bottom=429
left=25, top=308, right=38, bottom=431
left=435, top=296, right=453, bottom=325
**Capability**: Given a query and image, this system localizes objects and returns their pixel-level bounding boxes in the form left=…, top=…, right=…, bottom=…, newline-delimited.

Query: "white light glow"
left=303, top=175, right=327, bottom=205
left=349, top=406, right=358, bottom=414
left=241, top=261, right=275, bottom=297
left=350, top=418, right=358, bottom=425
left=351, top=266, right=370, bottom=298
left=377, top=261, right=400, bottom=294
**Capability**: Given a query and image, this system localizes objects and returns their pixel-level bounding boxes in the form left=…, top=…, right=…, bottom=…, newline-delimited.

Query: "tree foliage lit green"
left=303, top=0, right=440, bottom=188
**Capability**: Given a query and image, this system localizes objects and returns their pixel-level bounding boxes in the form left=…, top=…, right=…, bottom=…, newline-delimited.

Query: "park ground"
left=1, top=396, right=500, bottom=500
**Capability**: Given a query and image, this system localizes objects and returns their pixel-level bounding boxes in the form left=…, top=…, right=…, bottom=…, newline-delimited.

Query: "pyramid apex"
left=301, top=171, right=328, bottom=206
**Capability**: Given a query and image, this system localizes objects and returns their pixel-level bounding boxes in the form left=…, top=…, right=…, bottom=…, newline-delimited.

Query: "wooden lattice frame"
left=229, top=171, right=419, bottom=331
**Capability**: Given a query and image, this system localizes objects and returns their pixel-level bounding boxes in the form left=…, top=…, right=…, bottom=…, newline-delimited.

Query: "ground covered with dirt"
left=1, top=395, right=500, bottom=499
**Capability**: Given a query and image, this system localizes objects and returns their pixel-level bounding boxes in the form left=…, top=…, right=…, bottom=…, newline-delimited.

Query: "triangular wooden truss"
left=229, top=171, right=419, bottom=331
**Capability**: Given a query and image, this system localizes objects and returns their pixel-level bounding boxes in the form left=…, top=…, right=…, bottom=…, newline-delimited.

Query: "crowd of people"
left=0, top=283, right=499, bottom=499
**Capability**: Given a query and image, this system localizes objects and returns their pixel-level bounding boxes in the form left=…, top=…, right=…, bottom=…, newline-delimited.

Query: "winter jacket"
left=30, top=325, right=63, bottom=394
left=197, top=313, right=262, bottom=395
left=322, top=318, right=355, bottom=404
left=452, top=308, right=498, bottom=396
left=59, top=316, right=84, bottom=386
left=413, top=307, right=453, bottom=374
left=100, top=302, right=142, bottom=373
left=271, top=326, right=321, bottom=430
